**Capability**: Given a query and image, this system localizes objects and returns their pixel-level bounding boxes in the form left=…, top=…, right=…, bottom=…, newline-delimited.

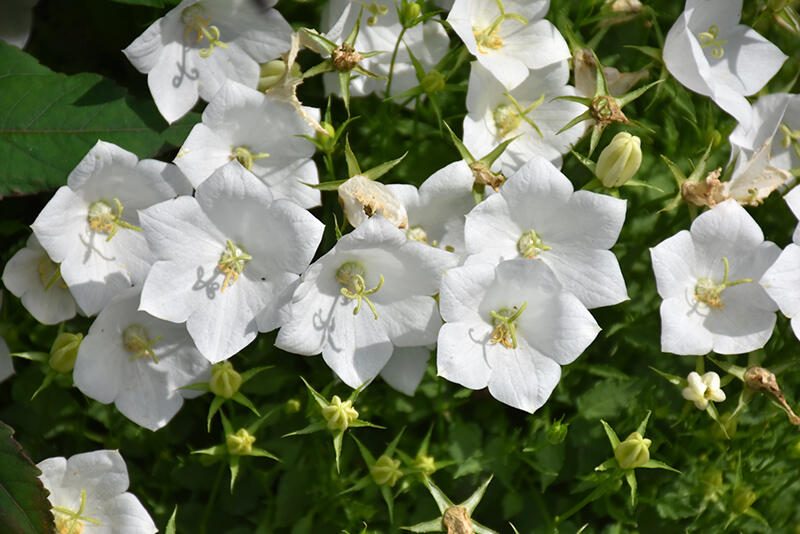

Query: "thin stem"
left=385, top=26, right=408, bottom=97
left=199, top=463, right=225, bottom=534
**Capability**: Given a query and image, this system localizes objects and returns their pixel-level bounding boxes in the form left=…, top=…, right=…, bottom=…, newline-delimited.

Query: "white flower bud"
left=596, top=132, right=642, bottom=187
left=681, top=371, right=726, bottom=410
left=338, top=175, right=408, bottom=229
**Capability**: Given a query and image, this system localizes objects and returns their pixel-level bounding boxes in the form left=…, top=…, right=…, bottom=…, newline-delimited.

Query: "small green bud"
left=317, top=121, right=337, bottom=152
left=321, top=395, right=359, bottom=431
left=699, top=469, right=723, bottom=497
left=226, top=428, right=256, bottom=456
left=48, top=333, right=83, bottom=373
left=209, top=361, right=242, bottom=399
left=285, top=398, right=302, bottom=414
left=370, top=455, right=403, bottom=487
left=401, top=0, right=422, bottom=25
left=732, top=486, right=757, bottom=513
left=614, top=432, right=651, bottom=469
left=414, top=453, right=436, bottom=475
left=421, top=69, right=446, bottom=94
left=257, top=60, right=287, bottom=91
left=546, top=419, right=569, bottom=445
left=595, top=131, right=642, bottom=187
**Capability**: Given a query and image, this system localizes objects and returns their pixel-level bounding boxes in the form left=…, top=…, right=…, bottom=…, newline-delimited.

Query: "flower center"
left=693, top=257, right=753, bottom=309
left=122, top=324, right=162, bottom=363
left=406, top=225, right=429, bottom=244
left=37, top=257, right=66, bottom=290
left=332, top=42, right=363, bottom=72
left=489, top=302, right=527, bottom=349
left=87, top=198, right=142, bottom=242
left=365, top=2, right=388, bottom=26
left=517, top=229, right=551, bottom=258
left=181, top=3, right=228, bottom=58
left=493, top=93, right=545, bottom=139
left=218, top=239, right=252, bottom=293
left=336, top=261, right=384, bottom=320
left=52, top=489, right=101, bottom=534
left=697, top=25, right=726, bottom=58
left=230, top=146, right=270, bottom=171
left=472, top=0, right=527, bottom=54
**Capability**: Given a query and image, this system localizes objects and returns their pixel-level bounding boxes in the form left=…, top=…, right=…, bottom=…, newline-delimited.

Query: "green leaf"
left=0, top=43, right=197, bottom=196
left=165, top=506, right=177, bottom=534
left=362, top=152, right=407, bottom=181
left=600, top=420, right=620, bottom=449
left=0, top=421, right=54, bottom=534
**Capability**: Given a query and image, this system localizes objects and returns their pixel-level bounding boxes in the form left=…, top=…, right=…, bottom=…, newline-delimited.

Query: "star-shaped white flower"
left=139, top=161, right=324, bottom=363
left=175, top=80, right=321, bottom=209
left=681, top=371, right=726, bottom=410
left=447, top=0, right=570, bottom=90
left=37, top=450, right=157, bottom=534
left=74, top=290, right=210, bottom=431
left=31, top=141, right=192, bottom=316
left=321, top=0, right=449, bottom=98
left=760, top=187, right=800, bottom=341
left=387, top=160, right=477, bottom=256
left=123, top=0, right=292, bottom=123
left=650, top=199, right=780, bottom=355
left=663, top=0, right=787, bottom=128
left=463, top=155, right=628, bottom=309
left=437, top=258, right=600, bottom=413
left=463, top=61, right=584, bottom=173
left=729, top=93, right=800, bottom=174
left=276, top=215, right=456, bottom=389
left=3, top=234, right=79, bottom=325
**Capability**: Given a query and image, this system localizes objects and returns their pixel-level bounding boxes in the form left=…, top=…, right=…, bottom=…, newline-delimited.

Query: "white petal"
left=438, top=262, right=496, bottom=324
left=761, top=243, right=800, bottom=323
left=64, top=450, right=129, bottom=496
left=436, top=321, right=492, bottom=390
left=102, top=492, right=158, bottom=534
left=540, top=246, right=629, bottom=309
left=147, top=40, right=199, bottom=124
left=690, top=200, right=764, bottom=274
left=650, top=231, right=698, bottom=299
left=660, top=297, right=714, bottom=355
left=486, top=345, right=561, bottom=413
left=380, top=346, right=430, bottom=396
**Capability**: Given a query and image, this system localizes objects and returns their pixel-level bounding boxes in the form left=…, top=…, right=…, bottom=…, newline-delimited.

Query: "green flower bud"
left=595, top=132, right=642, bottom=187
left=614, top=432, right=651, bottom=469
left=226, top=428, right=256, bottom=456
left=421, top=69, right=446, bottom=94
left=370, top=455, right=403, bottom=487
left=209, top=361, right=242, bottom=399
left=699, top=469, right=723, bottom=498
left=401, top=1, right=422, bottom=25
left=285, top=398, right=302, bottom=414
left=414, top=453, right=436, bottom=475
left=546, top=419, right=569, bottom=445
left=732, top=486, right=757, bottom=513
left=48, top=333, right=83, bottom=373
left=257, top=60, right=287, bottom=92
left=321, top=395, right=359, bottom=431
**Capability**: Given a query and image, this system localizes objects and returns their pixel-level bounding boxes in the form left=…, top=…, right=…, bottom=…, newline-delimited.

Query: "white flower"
left=31, top=141, right=192, bottom=316
left=139, top=161, right=324, bottom=362
left=447, top=0, right=569, bottom=90
left=722, top=140, right=791, bottom=207
left=37, top=450, right=157, bottom=534
left=0, top=0, right=37, bottom=48
left=437, top=259, right=600, bottom=413
left=760, top=188, right=800, bottom=341
left=463, top=156, right=628, bottom=309
left=729, top=93, right=800, bottom=174
left=387, top=160, right=477, bottom=256
left=276, top=215, right=456, bottom=389
left=463, top=61, right=584, bottom=173
left=73, top=290, right=209, bottom=431
left=663, top=0, right=787, bottom=128
left=175, top=80, right=321, bottom=209
left=338, top=175, right=408, bottom=229
left=2, top=234, right=78, bottom=324
left=650, top=199, right=780, bottom=355
left=123, top=0, right=292, bottom=123
left=321, top=0, right=449, bottom=98
left=681, top=371, right=726, bottom=410
left=380, top=345, right=431, bottom=396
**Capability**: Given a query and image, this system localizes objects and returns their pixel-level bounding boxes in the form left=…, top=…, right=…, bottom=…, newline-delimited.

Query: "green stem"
left=199, top=463, right=225, bottom=534
left=385, top=26, right=408, bottom=97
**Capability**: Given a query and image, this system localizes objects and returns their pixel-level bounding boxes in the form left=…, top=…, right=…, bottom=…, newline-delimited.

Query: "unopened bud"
left=209, top=361, right=242, bottom=399
left=401, top=1, right=422, bottom=25
left=414, top=453, right=436, bottom=475
left=596, top=132, right=642, bottom=187
left=546, top=419, right=569, bottom=445
left=370, top=455, right=403, bottom=487
left=614, top=432, right=651, bottom=469
left=421, top=69, right=446, bottom=93
left=699, top=469, right=723, bottom=496
left=257, top=60, right=287, bottom=92
left=285, top=398, right=302, bottom=414
left=732, top=486, right=757, bottom=513
left=321, top=395, right=359, bottom=431
left=48, top=333, right=83, bottom=373
left=338, top=174, right=408, bottom=229
left=226, top=428, right=256, bottom=455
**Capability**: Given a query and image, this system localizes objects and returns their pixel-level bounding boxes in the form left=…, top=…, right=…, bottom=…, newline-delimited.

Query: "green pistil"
left=182, top=4, right=228, bottom=58
left=694, top=257, right=753, bottom=309
left=494, top=93, right=545, bottom=138
left=87, top=198, right=142, bottom=242
left=489, top=301, right=527, bottom=349
left=336, top=261, right=383, bottom=320
left=473, top=0, right=528, bottom=54
left=218, top=240, right=252, bottom=293
left=698, top=25, right=726, bottom=58
left=230, top=146, right=270, bottom=171
left=52, top=489, right=101, bottom=534
left=517, top=229, right=551, bottom=258
left=122, top=324, right=162, bottom=363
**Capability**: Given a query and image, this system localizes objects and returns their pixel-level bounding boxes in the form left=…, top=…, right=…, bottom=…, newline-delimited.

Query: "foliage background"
left=1, top=0, right=799, bottom=532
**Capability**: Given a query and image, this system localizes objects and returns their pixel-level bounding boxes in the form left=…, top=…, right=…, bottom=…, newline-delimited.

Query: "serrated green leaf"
left=0, top=43, right=197, bottom=197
